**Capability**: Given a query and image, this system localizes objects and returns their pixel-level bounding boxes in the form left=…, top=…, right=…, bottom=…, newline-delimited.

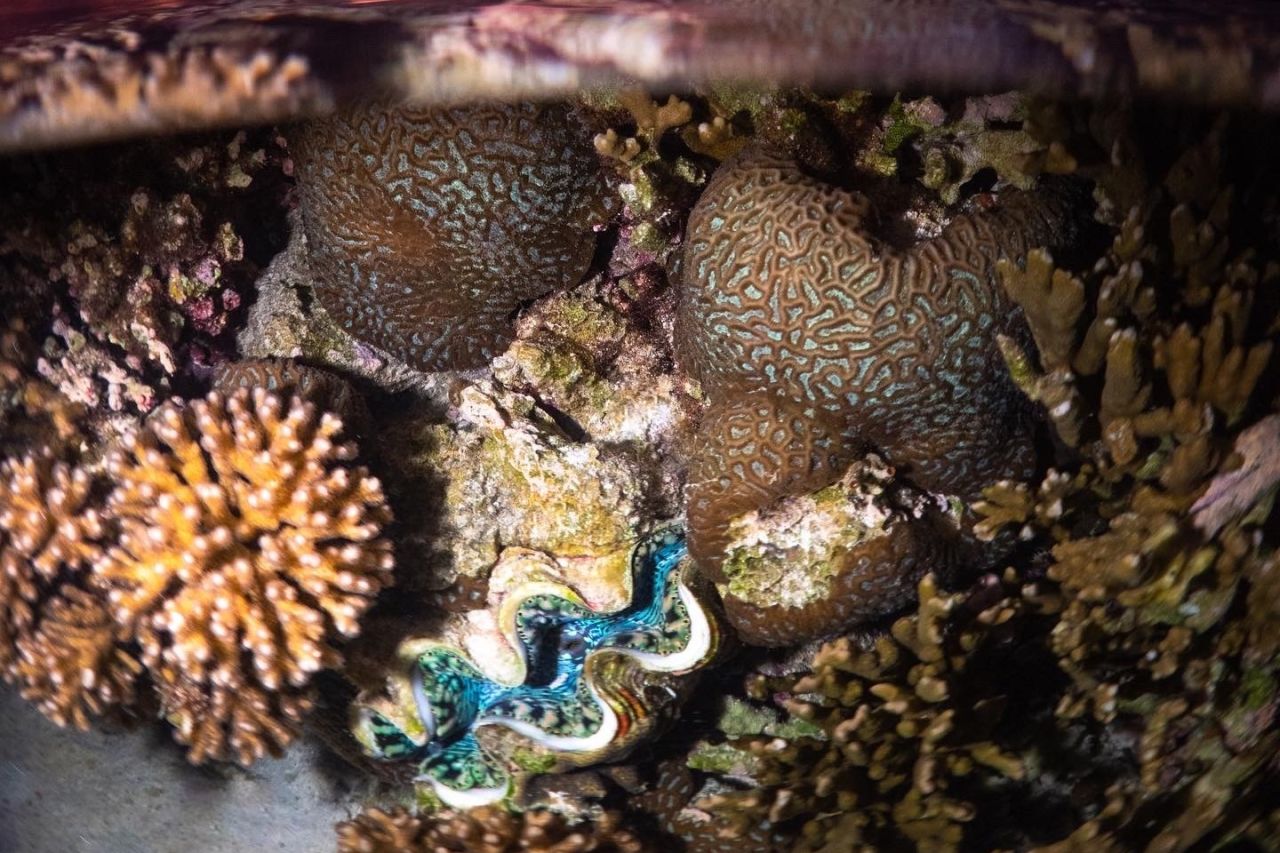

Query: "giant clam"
left=352, top=528, right=717, bottom=806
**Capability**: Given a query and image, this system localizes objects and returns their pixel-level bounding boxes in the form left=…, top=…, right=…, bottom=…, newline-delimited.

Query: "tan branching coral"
left=93, top=387, right=393, bottom=763
left=334, top=805, right=646, bottom=853
left=0, top=447, right=104, bottom=676
left=704, top=573, right=1054, bottom=852
left=14, top=585, right=141, bottom=730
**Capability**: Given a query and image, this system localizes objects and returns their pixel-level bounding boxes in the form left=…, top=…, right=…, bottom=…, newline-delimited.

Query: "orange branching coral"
left=15, top=585, right=141, bottom=730
left=94, top=387, right=394, bottom=764
left=0, top=447, right=103, bottom=676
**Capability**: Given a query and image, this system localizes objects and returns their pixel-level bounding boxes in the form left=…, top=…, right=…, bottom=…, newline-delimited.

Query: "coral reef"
left=1, top=76, right=1279, bottom=853
left=335, top=804, right=645, bottom=853
left=94, top=387, right=393, bottom=763
left=291, top=101, right=613, bottom=372
left=0, top=129, right=289, bottom=441
left=353, top=529, right=716, bottom=806
left=683, top=108, right=1280, bottom=852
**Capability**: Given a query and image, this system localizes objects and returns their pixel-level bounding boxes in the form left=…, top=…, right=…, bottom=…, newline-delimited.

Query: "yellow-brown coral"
left=0, top=447, right=103, bottom=676
left=15, top=585, right=142, bottom=730
left=94, top=387, right=393, bottom=763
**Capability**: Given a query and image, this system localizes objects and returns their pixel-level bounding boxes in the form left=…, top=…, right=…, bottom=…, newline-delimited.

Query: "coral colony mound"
left=5, top=1, right=1280, bottom=852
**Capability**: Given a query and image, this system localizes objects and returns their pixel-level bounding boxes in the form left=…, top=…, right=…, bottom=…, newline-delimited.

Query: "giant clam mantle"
left=352, top=528, right=717, bottom=806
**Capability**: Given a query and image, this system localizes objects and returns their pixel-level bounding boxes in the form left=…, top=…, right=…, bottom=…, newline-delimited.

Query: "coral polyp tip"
left=0, top=447, right=104, bottom=677
left=93, top=386, right=393, bottom=764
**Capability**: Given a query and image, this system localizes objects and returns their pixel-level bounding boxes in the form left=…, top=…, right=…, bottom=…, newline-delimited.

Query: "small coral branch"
left=15, top=585, right=141, bottom=730
left=335, top=805, right=645, bottom=853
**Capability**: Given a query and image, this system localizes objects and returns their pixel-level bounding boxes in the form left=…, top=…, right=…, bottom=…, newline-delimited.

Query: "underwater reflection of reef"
left=354, top=529, right=717, bottom=807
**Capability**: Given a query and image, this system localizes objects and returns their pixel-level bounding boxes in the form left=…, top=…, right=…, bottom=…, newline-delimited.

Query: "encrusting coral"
left=92, top=387, right=394, bottom=763
left=291, top=101, right=614, bottom=372
left=335, top=804, right=646, bottom=853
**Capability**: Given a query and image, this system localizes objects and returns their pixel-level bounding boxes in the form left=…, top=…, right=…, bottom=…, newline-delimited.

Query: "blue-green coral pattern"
left=291, top=101, right=611, bottom=371
left=356, top=529, right=715, bottom=807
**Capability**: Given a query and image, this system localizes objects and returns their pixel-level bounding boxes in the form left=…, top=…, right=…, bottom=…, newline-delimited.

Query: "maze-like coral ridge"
left=292, top=101, right=612, bottom=371
left=678, top=146, right=1082, bottom=502
left=676, top=144, right=1084, bottom=621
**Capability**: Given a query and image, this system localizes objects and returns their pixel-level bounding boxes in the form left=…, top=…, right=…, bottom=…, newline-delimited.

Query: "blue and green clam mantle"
left=353, top=528, right=717, bottom=807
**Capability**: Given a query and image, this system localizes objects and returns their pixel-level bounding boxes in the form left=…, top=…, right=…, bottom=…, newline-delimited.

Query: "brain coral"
left=677, top=144, right=1084, bottom=600
left=291, top=101, right=613, bottom=372
left=94, top=387, right=393, bottom=764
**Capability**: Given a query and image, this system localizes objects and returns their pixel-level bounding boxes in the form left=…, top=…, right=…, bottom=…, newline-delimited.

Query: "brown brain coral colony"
left=291, top=101, right=614, bottom=371
left=677, top=142, right=1086, bottom=641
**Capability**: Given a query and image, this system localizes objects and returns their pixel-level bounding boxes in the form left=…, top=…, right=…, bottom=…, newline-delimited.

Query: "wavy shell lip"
left=5, top=0, right=1280, bottom=152
left=353, top=527, right=718, bottom=808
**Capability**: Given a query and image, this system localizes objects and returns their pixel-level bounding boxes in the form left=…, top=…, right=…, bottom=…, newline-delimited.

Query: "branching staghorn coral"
left=93, top=387, right=394, bottom=764
left=701, top=573, right=1061, bottom=852
left=971, top=112, right=1280, bottom=849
